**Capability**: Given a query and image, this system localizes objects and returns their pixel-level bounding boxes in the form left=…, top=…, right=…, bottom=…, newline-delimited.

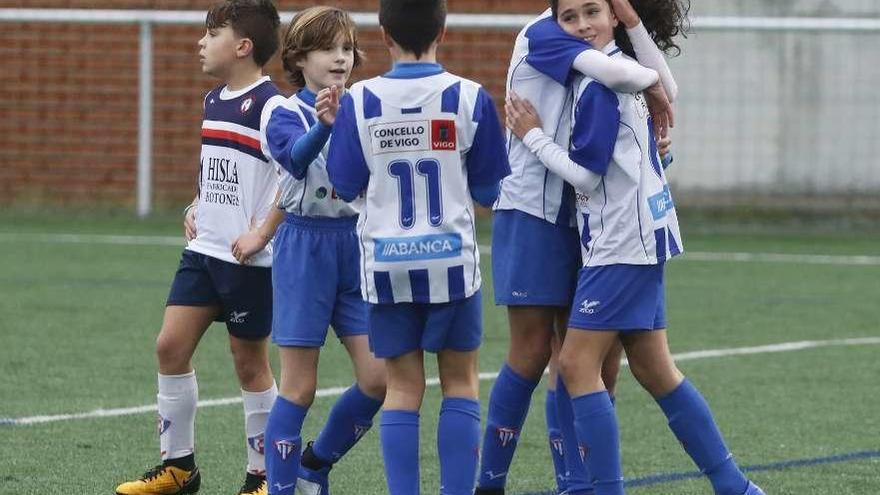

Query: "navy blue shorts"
left=272, top=214, right=367, bottom=348
left=167, top=249, right=272, bottom=340
left=492, top=209, right=581, bottom=307
left=367, top=290, right=483, bottom=358
left=567, top=263, right=667, bottom=332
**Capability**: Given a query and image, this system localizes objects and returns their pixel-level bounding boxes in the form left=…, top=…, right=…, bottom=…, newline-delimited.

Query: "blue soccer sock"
left=556, top=377, right=593, bottom=494
left=657, top=379, right=749, bottom=495
left=311, top=384, right=383, bottom=464
left=264, top=396, right=308, bottom=495
left=477, top=363, right=539, bottom=489
left=381, top=410, right=420, bottom=495
left=545, top=389, right=569, bottom=493
left=438, top=397, right=481, bottom=495
left=572, top=390, right=623, bottom=495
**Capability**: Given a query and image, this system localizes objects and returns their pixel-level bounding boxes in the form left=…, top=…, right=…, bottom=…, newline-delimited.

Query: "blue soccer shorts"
left=271, top=214, right=367, bottom=348
left=166, top=249, right=272, bottom=340
left=492, top=209, right=581, bottom=307
left=367, top=290, right=483, bottom=359
left=567, top=263, right=667, bottom=332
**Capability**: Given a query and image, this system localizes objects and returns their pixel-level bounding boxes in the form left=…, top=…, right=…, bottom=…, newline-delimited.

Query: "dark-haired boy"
left=325, top=1, right=511, bottom=493
left=115, top=2, right=284, bottom=494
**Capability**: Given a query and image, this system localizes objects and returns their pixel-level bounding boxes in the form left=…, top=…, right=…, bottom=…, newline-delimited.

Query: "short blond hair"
left=281, top=6, right=364, bottom=88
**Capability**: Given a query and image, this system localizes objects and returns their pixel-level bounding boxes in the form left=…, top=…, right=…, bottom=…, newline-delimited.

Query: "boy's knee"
left=358, top=375, right=387, bottom=401
left=280, top=382, right=317, bottom=408
left=155, top=333, right=191, bottom=371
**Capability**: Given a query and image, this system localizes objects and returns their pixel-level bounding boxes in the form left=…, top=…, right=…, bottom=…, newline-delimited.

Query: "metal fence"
left=2, top=9, right=879, bottom=215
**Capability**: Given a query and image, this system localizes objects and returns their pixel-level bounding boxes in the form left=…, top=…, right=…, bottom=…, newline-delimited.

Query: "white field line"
left=4, top=337, right=879, bottom=427
left=1, top=232, right=879, bottom=266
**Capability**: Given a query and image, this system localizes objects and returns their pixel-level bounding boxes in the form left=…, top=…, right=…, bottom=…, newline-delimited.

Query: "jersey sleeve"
left=326, top=94, right=370, bottom=202
left=569, top=82, right=620, bottom=176
left=525, top=16, right=592, bottom=86
left=465, top=88, right=512, bottom=189
left=266, top=105, right=309, bottom=179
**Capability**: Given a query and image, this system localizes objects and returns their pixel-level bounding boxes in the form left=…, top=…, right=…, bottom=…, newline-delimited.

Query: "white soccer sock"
left=157, top=371, right=198, bottom=461
left=242, top=381, right=278, bottom=475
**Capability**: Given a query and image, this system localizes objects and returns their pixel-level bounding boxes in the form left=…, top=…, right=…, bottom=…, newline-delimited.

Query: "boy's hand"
left=231, top=228, right=271, bottom=265
left=657, top=135, right=672, bottom=159
left=316, top=85, right=341, bottom=126
left=184, top=205, right=197, bottom=241
left=505, top=93, right=543, bottom=140
left=609, top=0, right=641, bottom=29
left=645, top=82, right=674, bottom=139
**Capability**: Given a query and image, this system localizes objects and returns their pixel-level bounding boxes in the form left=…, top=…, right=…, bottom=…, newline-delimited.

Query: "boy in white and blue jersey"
left=479, top=1, right=679, bottom=493
left=506, top=1, right=765, bottom=494
left=326, top=1, right=510, bottom=493
left=230, top=8, right=385, bottom=495
left=115, top=3, right=282, bottom=495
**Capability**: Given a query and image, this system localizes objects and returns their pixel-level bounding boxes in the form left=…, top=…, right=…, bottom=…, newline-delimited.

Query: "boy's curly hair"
left=205, top=0, right=281, bottom=67
left=615, top=0, right=691, bottom=58
left=281, top=6, right=364, bottom=89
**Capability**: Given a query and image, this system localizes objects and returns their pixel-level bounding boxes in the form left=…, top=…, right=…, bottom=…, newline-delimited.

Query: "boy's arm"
left=326, top=94, right=370, bottom=202
left=506, top=84, right=619, bottom=192
left=525, top=16, right=658, bottom=92
left=611, top=0, right=678, bottom=101
left=231, top=190, right=284, bottom=265
left=266, top=106, right=324, bottom=180
left=465, top=89, right=512, bottom=207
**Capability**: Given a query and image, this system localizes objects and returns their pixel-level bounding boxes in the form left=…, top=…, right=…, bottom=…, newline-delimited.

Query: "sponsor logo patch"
left=431, top=119, right=457, bottom=151
left=374, top=233, right=462, bottom=262
left=369, top=120, right=430, bottom=155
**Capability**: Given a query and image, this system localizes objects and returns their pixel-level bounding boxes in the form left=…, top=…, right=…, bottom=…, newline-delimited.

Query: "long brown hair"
left=281, top=6, right=364, bottom=88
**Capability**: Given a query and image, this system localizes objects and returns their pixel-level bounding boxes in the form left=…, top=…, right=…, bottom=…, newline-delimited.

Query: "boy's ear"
left=436, top=26, right=448, bottom=45
left=235, top=37, right=254, bottom=60
left=379, top=26, right=395, bottom=50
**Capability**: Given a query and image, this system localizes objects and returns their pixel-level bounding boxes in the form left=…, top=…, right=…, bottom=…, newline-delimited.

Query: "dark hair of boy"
left=379, top=0, right=447, bottom=58
left=281, top=6, right=365, bottom=88
left=206, top=0, right=281, bottom=67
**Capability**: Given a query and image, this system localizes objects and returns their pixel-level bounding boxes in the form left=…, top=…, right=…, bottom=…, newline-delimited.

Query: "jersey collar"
left=297, top=87, right=317, bottom=107
left=383, top=62, right=445, bottom=79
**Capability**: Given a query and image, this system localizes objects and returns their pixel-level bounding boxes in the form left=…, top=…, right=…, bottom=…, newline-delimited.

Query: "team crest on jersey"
left=275, top=440, right=297, bottom=461
left=496, top=427, right=518, bottom=447
left=248, top=433, right=265, bottom=454
left=157, top=414, right=171, bottom=436
left=240, top=95, right=255, bottom=115
left=576, top=192, right=590, bottom=208
left=431, top=119, right=457, bottom=151
left=316, top=187, right=328, bottom=199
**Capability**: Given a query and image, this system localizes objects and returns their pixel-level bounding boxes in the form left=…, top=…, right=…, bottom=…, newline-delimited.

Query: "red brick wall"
left=1, top=1, right=533, bottom=208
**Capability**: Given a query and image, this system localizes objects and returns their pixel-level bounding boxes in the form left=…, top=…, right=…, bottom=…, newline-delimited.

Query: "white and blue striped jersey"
left=570, top=48, right=683, bottom=267
left=495, top=11, right=591, bottom=226
left=187, top=76, right=284, bottom=267
left=266, top=90, right=359, bottom=218
left=327, top=63, right=510, bottom=304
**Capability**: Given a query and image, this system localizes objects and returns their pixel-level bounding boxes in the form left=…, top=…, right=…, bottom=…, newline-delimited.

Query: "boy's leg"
left=115, top=304, right=215, bottom=495
left=477, top=306, right=553, bottom=493
left=559, top=329, right=624, bottom=495
left=622, top=331, right=752, bottom=495
left=264, top=347, right=319, bottom=495
left=299, top=335, right=385, bottom=488
left=228, top=334, right=276, bottom=491
left=381, top=350, right=426, bottom=495
left=545, top=344, right=568, bottom=495
left=437, top=349, right=481, bottom=495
